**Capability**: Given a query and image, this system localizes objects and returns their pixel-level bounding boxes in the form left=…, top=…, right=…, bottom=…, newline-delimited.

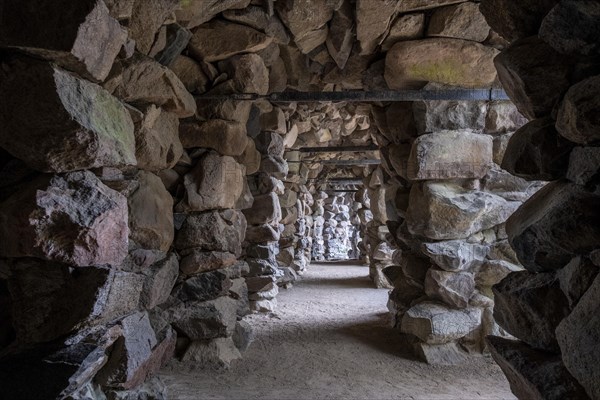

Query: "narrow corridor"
left=161, top=263, right=515, bottom=400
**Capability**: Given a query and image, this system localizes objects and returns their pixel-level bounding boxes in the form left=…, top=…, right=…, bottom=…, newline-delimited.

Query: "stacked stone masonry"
left=0, top=0, right=598, bottom=399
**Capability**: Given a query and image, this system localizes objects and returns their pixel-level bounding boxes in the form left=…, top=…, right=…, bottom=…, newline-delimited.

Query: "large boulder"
left=176, top=152, right=245, bottom=212
left=406, top=182, right=521, bottom=240
left=127, top=0, right=179, bottom=55
left=556, top=275, right=600, bottom=399
left=109, top=56, right=196, bottom=118
left=217, top=53, right=270, bottom=95
left=175, top=210, right=247, bottom=257
left=479, top=0, right=559, bottom=42
left=179, top=120, right=248, bottom=156
left=486, top=336, right=589, bottom=400
left=385, top=39, right=498, bottom=89
left=131, top=106, right=182, bottom=172
left=540, top=0, right=600, bottom=56
left=501, top=118, right=574, bottom=181
left=421, top=240, right=488, bottom=272
left=0, top=0, right=126, bottom=81
left=243, top=193, right=281, bottom=225
left=381, top=13, right=425, bottom=51
left=493, top=271, right=570, bottom=352
left=413, top=97, right=487, bottom=134
left=0, top=59, right=136, bottom=173
left=275, top=0, right=333, bottom=54
left=7, top=260, right=142, bottom=344
left=556, top=75, right=600, bottom=145
left=167, top=296, right=239, bottom=340
left=494, top=37, right=571, bottom=120
left=168, top=55, right=210, bottom=94
left=188, top=20, right=272, bottom=62
left=355, top=0, right=398, bottom=55
left=0, top=171, right=129, bottom=266
left=427, top=2, right=490, bottom=42
left=506, top=180, right=600, bottom=272
left=406, top=130, right=493, bottom=180
left=128, top=172, right=174, bottom=252
left=401, top=302, right=481, bottom=344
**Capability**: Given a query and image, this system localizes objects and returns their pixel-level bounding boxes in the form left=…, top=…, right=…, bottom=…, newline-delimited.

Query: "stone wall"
left=0, top=0, right=597, bottom=397
left=479, top=1, right=600, bottom=399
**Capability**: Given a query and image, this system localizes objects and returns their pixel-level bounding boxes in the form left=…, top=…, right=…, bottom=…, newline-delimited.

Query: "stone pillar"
left=0, top=4, right=195, bottom=395
left=243, top=107, right=289, bottom=313
left=374, top=90, right=539, bottom=364
left=478, top=2, right=600, bottom=398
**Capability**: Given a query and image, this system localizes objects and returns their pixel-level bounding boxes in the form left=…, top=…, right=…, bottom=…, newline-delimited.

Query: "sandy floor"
left=160, top=262, right=516, bottom=400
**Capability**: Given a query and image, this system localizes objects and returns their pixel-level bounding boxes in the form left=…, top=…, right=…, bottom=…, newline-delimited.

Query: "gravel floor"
left=160, top=262, right=516, bottom=400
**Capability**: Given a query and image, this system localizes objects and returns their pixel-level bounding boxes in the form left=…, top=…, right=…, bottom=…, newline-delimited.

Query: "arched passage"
left=0, top=1, right=598, bottom=399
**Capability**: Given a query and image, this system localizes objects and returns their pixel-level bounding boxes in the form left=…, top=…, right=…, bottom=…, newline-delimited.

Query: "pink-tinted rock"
left=0, top=171, right=129, bottom=266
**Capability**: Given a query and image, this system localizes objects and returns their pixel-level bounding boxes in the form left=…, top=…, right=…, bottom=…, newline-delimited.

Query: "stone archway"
left=0, top=1, right=598, bottom=399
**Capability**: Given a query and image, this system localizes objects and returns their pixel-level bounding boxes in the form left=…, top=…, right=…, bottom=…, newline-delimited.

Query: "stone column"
left=374, top=91, right=539, bottom=364
left=479, top=2, right=600, bottom=398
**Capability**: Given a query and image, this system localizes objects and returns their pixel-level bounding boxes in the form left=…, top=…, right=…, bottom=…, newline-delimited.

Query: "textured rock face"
left=128, top=172, right=174, bottom=252
left=110, top=56, right=197, bottom=118
left=175, top=210, right=247, bottom=257
left=188, top=20, right=272, bottom=62
left=427, top=2, right=490, bottom=42
left=276, top=0, right=333, bottom=54
left=243, top=193, right=281, bottom=225
left=132, top=106, right=182, bottom=172
left=0, top=171, right=129, bottom=266
left=356, top=0, right=398, bottom=55
left=506, top=181, right=600, bottom=272
left=494, top=37, right=571, bottom=120
left=401, top=302, right=481, bottom=345
left=385, top=39, right=498, bottom=89
left=406, top=182, right=520, bottom=240
left=0, top=0, right=127, bottom=81
left=424, top=269, right=475, bottom=309
left=413, top=98, right=487, bottom=134
left=127, top=0, right=179, bottom=55
left=381, top=14, right=425, bottom=51
left=0, top=60, right=136, bottom=173
left=176, top=152, right=245, bottom=212
left=421, top=241, right=488, bottom=272
left=556, top=275, right=600, bottom=400
left=486, top=336, right=589, bottom=400
left=167, top=296, right=239, bottom=340
left=493, top=271, right=570, bottom=352
left=406, top=130, right=493, bottom=180
left=7, top=260, right=143, bottom=344
left=556, top=75, right=600, bottom=145
left=180, top=120, right=248, bottom=156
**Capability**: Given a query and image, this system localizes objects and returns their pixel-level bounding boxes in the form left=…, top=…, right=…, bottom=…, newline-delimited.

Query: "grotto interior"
left=0, top=0, right=599, bottom=399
